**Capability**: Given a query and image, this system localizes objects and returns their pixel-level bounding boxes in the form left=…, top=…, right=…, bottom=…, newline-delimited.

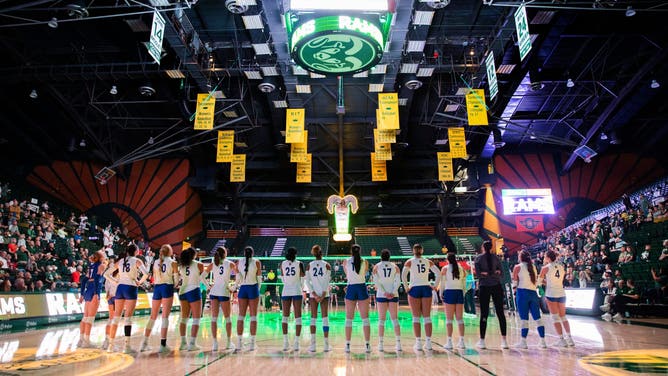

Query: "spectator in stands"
left=578, top=268, right=591, bottom=288
left=16, top=245, right=29, bottom=270
left=619, top=245, right=633, bottom=263
left=660, top=240, right=668, bottom=262
left=13, top=277, right=26, bottom=292
left=0, top=250, right=8, bottom=269
left=640, top=244, right=651, bottom=262
left=2, top=279, right=10, bottom=292
left=649, top=267, right=667, bottom=303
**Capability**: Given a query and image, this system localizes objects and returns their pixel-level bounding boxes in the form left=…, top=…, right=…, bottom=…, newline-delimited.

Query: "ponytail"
left=520, top=250, right=536, bottom=284
left=179, top=248, right=195, bottom=267
left=482, top=240, right=493, bottom=274
left=157, top=244, right=172, bottom=276
left=351, top=244, right=362, bottom=274
left=214, top=246, right=227, bottom=265
left=448, top=253, right=460, bottom=280
left=286, top=247, right=297, bottom=262
left=244, top=246, right=254, bottom=278
left=311, top=245, right=322, bottom=259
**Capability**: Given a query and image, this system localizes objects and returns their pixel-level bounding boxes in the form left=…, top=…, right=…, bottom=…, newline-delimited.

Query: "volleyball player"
left=78, top=250, right=106, bottom=348
left=539, top=250, right=574, bottom=347
left=401, top=244, right=440, bottom=351
left=305, top=245, right=332, bottom=352
left=235, top=246, right=262, bottom=351
left=372, top=249, right=401, bottom=352
left=343, top=244, right=371, bottom=353
left=512, top=250, right=546, bottom=349
left=101, top=260, right=118, bottom=350
left=206, top=246, right=237, bottom=351
left=177, top=247, right=205, bottom=351
left=103, top=244, right=149, bottom=353
left=140, top=244, right=178, bottom=353
left=279, top=247, right=305, bottom=351
left=435, top=252, right=467, bottom=350
left=474, top=240, right=508, bottom=349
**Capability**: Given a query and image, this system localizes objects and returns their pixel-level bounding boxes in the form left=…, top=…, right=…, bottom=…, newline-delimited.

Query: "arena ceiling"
left=0, top=0, right=667, bottom=229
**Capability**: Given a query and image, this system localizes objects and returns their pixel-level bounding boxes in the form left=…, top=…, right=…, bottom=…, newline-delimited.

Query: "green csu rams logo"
left=290, top=16, right=385, bottom=75
left=519, top=216, right=541, bottom=230
left=579, top=349, right=668, bottom=375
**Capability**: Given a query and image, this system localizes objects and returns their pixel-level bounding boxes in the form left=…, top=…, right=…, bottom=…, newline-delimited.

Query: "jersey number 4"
left=555, top=269, right=560, bottom=278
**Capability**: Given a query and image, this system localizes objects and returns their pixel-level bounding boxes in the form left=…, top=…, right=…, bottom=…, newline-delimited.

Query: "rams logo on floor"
left=0, top=348, right=133, bottom=375
left=579, top=349, right=668, bottom=375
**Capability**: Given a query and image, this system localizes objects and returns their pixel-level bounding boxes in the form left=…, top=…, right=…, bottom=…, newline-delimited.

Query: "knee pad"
left=456, top=319, right=464, bottom=325
left=551, top=314, right=561, bottom=323
left=560, top=316, right=568, bottom=324
left=322, top=317, right=329, bottom=326
left=250, top=316, right=257, bottom=322
left=412, top=317, right=421, bottom=324
left=362, top=318, right=370, bottom=327
left=177, top=317, right=186, bottom=326
left=535, top=318, right=544, bottom=327
left=237, top=317, right=245, bottom=323
left=345, top=319, right=353, bottom=328
left=444, top=318, right=451, bottom=325
left=282, top=316, right=289, bottom=324
left=192, top=318, right=200, bottom=326
left=146, top=319, right=155, bottom=331
left=161, top=318, right=170, bottom=329
left=521, top=320, right=529, bottom=329
left=295, top=317, right=302, bottom=325
left=124, top=317, right=133, bottom=326
left=111, top=317, right=121, bottom=326
left=423, top=317, right=432, bottom=324
left=222, top=316, right=230, bottom=324
left=391, top=319, right=399, bottom=328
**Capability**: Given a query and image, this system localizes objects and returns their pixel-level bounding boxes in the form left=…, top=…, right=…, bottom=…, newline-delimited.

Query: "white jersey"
left=307, top=260, right=331, bottom=297
left=179, top=261, right=200, bottom=294
left=211, top=259, right=234, bottom=297
left=374, top=261, right=400, bottom=297
left=544, top=262, right=565, bottom=298
left=344, top=257, right=367, bottom=285
left=517, top=262, right=538, bottom=290
left=237, top=257, right=260, bottom=286
left=118, top=256, right=140, bottom=286
left=153, top=256, right=176, bottom=285
left=407, top=257, right=431, bottom=288
left=441, top=263, right=466, bottom=291
left=105, top=274, right=118, bottom=297
left=280, top=260, right=303, bottom=296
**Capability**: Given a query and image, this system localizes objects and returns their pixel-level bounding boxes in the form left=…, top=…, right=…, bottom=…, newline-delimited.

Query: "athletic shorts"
left=408, top=285, right=433, bottom=299
left=179, top=288, right=201, bottom=303
left=376, top=296, right=399, bottom=303
left=281, top=295, right=303, bottom=301
left=107, top=296, right=115, bottom=306
left=209, top=294, right=230, bottom=302
left=345, top=283, right=369, bottom=301
left=546, top=296, right=566, bottom=303
left=82, top=284, right=98, bottom=302
left=153, top=284, right=174, bottom=300
left=115, top=284, right=138, bottom=300
left=443, top=289, right=464, bottom=305
left=238, top=284, right=260, bottom=300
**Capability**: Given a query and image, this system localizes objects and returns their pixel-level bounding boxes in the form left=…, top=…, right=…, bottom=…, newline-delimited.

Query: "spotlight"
left=566, top=78, right=575, bottom=88
left=600, top=132, right=608, bottom=140
left=300, top=202, right=306, bottom=209
left=29, top=89, right=38, bottom=99
left=148, top=136, right=154, bottom=145
left=651, top=79, right=660, bottom=89
left=377, top=202, right=383, bottom=208
left=469, top=48, right=475, bottom=56
left=625, top=6, right=636, bottom=17
left=109, top=85, right=118, bottom=95
left=47, top=17, right=58, bottom=29
left=79, top=139, right=86, bottom=147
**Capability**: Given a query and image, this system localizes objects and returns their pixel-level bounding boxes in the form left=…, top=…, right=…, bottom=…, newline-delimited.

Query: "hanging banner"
left=371, top=153, right=387, bottom=181
left=286, top=108, right=305, bottom=143
left=296, top=154, right=312, bottom=183
left=465, top=89, right=488, bottom=126
left=378, top=93, right=399, bottom=130
left=147, top=10, right=166, bottom=64
left=373, top=149, right=392, bottom=161
left=216, top=130, right=234, bottom=163
left=194, top=93, right=215, bottom=130
left=290, top=131, right=309, bottom=163
left=447, top=127, right=467, bottom=158
left=182, top=241, right=192, bottom=250
left=374, top=140, right=391, bottom=155
left=515, top=215, right=545, bottom=232
left=437, top=152, right=454, bottom=181
left=485, top=51, right=499, bottom=100
left=514, top=4, right=532, bottom=62
left=230, top=154, right=246, bottom=182
left=374, top=128, right=396, bottom=144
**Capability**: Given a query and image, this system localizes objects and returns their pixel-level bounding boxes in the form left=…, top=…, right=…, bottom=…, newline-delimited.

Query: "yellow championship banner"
left=194, top=93, right=215, bottom=130
left=373, top=149, right=392, bottom=161
left=371, top=153, right=387, bottom=181
left=374, top=128, right=396, bottom=144
left=286, top=108, right=305, bottom=143
left=296, top=153, right=312, bottom=183
left=216, top=130, right=234, bottom=163
left=374, top=139, right=391, bottom=155
left=466, top=89, right=488, bottom=126
left=182, top=241, right=192, bottom=250
left=290, top=131, right=309, bottom=163
left=447, top=127, right=467, bottom=158
left=378, top=93, right=399, bottom=130
left=437, top=152, right=454, bottom=181
left=230, top=154, right=246, bottom=182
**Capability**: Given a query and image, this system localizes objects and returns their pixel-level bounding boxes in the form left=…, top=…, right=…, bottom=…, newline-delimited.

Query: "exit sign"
left=514, top=5, right=531, bottom=61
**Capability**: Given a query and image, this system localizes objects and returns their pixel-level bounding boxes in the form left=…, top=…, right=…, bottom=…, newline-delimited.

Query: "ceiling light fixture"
left=79, top=139, right=86, bottom=148
left=47, top=17, right=58, bottom=29
left=29, top=89, right=38, bottom=99
left=625, top=6, right=636, bottom=17
left=148, top=136, right=154, bottom=145
left=600, top=132, right=608, bottom=140
left=651, top=79, right=660, bottom=89
left=566, top=78, right=574, bottom=88
left=109, top=85, right=118, bottom=95
left=377, top=202, right=383, bottom=208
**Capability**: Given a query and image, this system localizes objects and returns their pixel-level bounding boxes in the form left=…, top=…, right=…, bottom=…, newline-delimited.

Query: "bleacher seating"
left=405, top=236, right=443, bottom=255
left=355, top=235, right=401, bottom=255
left=241, top=228, right=330, bottom=257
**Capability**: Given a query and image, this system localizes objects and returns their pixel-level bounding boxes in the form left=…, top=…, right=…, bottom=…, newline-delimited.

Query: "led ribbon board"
left=289, top=15, right=388, bottom=75
left=501, top=188, right=555, bottom=215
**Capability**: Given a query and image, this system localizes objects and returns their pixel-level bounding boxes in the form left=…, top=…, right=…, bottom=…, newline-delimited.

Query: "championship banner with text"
left=216, top=130, right=234, bottom=163
left=182, top=241, right=192, bottom=250
left=447, top=127, right=467, bottom=158
left=515, top=215, right=545, bottom=232
left=290, top=131, right=309, bottom=163
left=374, top=128, right=396, bottom=144
left=378, top=93, right=399, bottom=130
left=286, top=108, right=305, bottom=143
left=374, top=138, right=391, bottom=156
left=194, top=93, right=215, bottom=130
left=465, top=89, right=488, bottom=126
left=437, top=152, right=454, bottom=181
left=296, top=153, right=312, bottom=183
left=230, top=154, right=246, bottom=182
left=371, top=153, right=387, bottom=181
left=373, top=148, right=392, bottom=161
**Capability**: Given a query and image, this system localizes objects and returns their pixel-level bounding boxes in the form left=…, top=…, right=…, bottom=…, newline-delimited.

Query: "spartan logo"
left=519, top=217, right=541, bottom=230
left=300, top=35, right=378, bottom=74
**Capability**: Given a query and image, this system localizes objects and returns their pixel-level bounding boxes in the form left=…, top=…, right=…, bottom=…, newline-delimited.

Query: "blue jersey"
left=81, top=261, right=103, bottom=295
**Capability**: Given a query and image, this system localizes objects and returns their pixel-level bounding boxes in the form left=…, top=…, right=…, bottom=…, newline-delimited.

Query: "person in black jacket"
left=474, top=240, right=508, bottom=350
